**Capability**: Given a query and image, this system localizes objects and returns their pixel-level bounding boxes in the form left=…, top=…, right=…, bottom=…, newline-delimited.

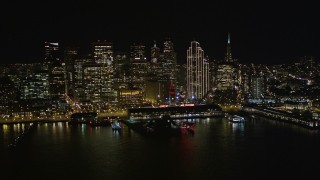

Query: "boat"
left=179, top=121, right=196, bottom=134
left=111, top=120, right=122, bottom=131
left=228, top=114, right=245, bottom=123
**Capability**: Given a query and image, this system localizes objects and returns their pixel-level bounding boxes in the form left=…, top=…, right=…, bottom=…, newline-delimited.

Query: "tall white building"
left=186, top=41, right=210, bottom=100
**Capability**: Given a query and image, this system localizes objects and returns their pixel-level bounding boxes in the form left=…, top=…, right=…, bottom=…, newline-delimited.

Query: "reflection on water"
left=0, top=123, right=34, bottom=149
left=229, top=121, right=245, bottom=133
left=1, top=118, right=320, bottom=179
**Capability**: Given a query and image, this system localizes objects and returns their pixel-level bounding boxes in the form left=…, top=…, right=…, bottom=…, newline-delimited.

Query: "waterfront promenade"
left=0, top=117, right=69, bottom=124
left=0, top=110, right=128, bottom=124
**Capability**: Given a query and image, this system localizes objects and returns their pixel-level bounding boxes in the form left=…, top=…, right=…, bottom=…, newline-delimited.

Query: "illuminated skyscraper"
left=83, top=63, right=116, bottom=106
left=225, top=33, right=232, bottom=62
left=80, top=41, right=115, bottom=106
left=216, top=64, right=235, bottom=90
left=43, top=41, right=66, bottom=111
left=151, top=41, right=160, bottom=63
left=73, top=58, right=92, bottom=102
left=130, top=43, right=147, bottom=62
left=21, top=70, right=50, bottom=100
left=215, top=34, right=237, bottom=90
left=163, top=39, right=174, bottom=53
left=0, top=77, right=16, bottom=114
left=92, top=41, right=113, bottom=64
left=251, top=75, right=265, bottom=99
left=176, top=64, right=187, bottom=92
left=64, top=47, right=78, bottom=98
left=130, top=42, right=147, bottom=91
left=187, top=41, right=210, bottom=100
left=158, top=40, right=177, bottom=81
left=113, top=52, right=129, bottom=84
left=44, top=42, right=60, bottom=62
left=50, top=64, right=65, bottom=102
left=146, top=39, right=178, bottom=104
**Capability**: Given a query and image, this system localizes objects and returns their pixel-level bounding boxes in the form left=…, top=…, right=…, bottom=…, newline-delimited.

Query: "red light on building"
left=169, top=81, right=175, bottom=95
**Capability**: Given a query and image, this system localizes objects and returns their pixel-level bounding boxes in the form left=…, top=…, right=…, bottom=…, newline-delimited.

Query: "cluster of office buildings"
left=1, top=35, right=320, bottom=119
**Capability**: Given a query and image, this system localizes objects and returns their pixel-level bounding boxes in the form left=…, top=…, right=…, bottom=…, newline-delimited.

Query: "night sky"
left=1, top=1, right=319, bottom=64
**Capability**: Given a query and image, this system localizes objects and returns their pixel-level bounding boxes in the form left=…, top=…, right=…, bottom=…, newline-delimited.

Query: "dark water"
left=1, top=117, right=320, bottom=180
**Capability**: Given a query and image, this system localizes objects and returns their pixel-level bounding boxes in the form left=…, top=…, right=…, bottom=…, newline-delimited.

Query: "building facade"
left=186, top=41, right=210, bottom=100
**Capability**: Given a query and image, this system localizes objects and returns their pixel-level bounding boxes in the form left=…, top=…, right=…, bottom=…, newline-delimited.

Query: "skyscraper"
left=64, top=47, right=78, bottom=98
left=21, top=70, right=50, bottom=100
left=151, top=41, right=160, bottom=63
left=92, top=41, right=113, bottom=64
left=215, top=33, right=237, bottom=91
left=251, top=75, right=264, bottom=99
left=83, top=64, right=115, bottom=106
left=130, top=42, right=148, bottom=91
left=225, top=33, right=232, bottom=62
left=81, top=41, right=116, bottom=107
left=44, top=42, right=60, bottom=62
left=187, top=41, right=210, bottom=100
left=160, top=40, right=177, bottom=81
left=163, top=39, right=174, bottom=53
left=145, top=40, right=177, bottom=105
left=0, top=77, right=16, bottom=115
left=130, top=43, right=147, bottom=62
left=44, top=41, right=66, bottom=111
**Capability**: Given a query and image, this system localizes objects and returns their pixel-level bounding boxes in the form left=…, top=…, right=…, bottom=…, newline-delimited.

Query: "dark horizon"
left=2, top=1, right=319, bottom=65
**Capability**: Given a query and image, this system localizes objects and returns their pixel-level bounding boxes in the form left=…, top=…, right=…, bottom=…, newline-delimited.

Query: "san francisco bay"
left=1, top=117, right=320, bottom=180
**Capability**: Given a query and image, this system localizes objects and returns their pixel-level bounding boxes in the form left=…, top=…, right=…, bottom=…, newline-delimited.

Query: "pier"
left=128, top=104, right=224, bottom=121
left=242, top=105, right=320, bottom=129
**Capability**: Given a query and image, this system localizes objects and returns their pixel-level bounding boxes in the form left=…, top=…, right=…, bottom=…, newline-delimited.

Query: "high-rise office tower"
left=44, top=42, right=66, bottom=110
left=176, top=64, right=187, bottom=92
left=145, top=39, right=178, bottom=104
left=73, top=58, right=92, bottom=103
left=64, top=47, right=78, bottom=98
left=216, top=64, right=235, bottom=90
left=187, top=41, right=210, bottom=100
left=215, top=34, right=237, bottom=91
left=160, top=40, right=177, bottom=81
left=239, top=64, right=252, bottom=99
left=113, top=52, right=129, bottom=83
left=130, top=43, right=147, bottom=62
left=50, top=64, right=66, bottom=102
left=0, top=77, right=16, bottom=114
left=225, top=33, right=232, bottom=62
left=163, top=39, right=174, bottom=53
left=44, top=42, right=60, bottom=62
left=151, top=41, right=160, bottom=63
left=130, top=42, right=148, bottom=91
left=21, top=70, right=50, bottom=100
left=81, top=41, right=115, bottom=106
left=92, top=41, right=113, bottom=64
left=83, top=63, right=116, bottom=106
left=251, top=75, right=265, bottom=99
left=148, top=41, right=160, bottom=83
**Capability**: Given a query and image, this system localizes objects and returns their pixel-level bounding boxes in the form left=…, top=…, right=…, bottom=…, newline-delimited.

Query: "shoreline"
left=0, top=118, right=70, bottom=125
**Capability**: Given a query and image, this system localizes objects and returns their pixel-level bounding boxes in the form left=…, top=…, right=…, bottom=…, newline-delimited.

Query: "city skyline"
left=2, top=2, right=320, bottom=178
left=2, top=1, right=319, bottom=64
